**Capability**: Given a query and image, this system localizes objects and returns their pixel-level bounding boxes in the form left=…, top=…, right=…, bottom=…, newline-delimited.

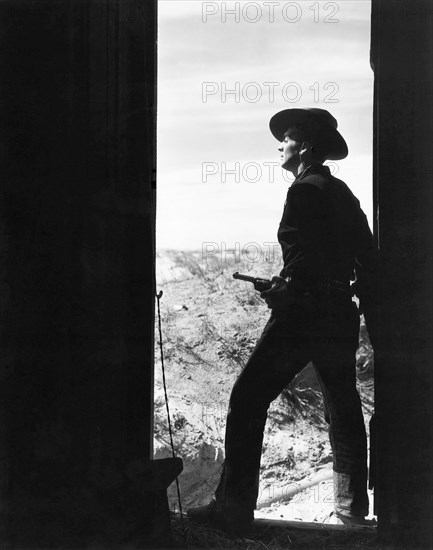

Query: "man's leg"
left=190, top=313, right=309, bottom=528
left=313, top=301, right=369, bottom=520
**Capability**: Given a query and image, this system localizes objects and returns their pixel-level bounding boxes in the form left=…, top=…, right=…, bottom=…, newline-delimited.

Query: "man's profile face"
left=278, top=128, right=301, bottom=171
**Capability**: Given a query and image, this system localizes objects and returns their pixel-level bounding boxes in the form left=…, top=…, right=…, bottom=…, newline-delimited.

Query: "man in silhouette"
left=188, top=108, right=378, bottom=534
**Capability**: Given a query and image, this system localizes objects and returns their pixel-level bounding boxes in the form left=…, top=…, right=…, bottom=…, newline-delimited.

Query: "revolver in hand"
left=233, top=272, right=300, bottom=318
left=232, top=272, right=273, bottom=292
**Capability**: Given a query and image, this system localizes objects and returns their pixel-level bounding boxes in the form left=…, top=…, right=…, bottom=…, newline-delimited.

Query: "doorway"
left=155, top=0, right=375, bottom=524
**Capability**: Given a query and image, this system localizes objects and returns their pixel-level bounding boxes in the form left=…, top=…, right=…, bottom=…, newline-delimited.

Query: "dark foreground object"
left=0, top=0, right=162, bottom=547
left=142, top=458, right=184, bottom=547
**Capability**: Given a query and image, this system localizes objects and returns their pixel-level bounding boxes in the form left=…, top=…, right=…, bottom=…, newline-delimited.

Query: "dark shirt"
left=278, top=164, right=378, bottom=300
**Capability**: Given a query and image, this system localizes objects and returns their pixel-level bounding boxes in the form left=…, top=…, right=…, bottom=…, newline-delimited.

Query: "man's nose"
left=278, top=143, right=283, bottom=152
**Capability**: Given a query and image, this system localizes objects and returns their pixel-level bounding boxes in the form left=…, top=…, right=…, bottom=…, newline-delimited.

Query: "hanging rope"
left=155, top=290, right=187, bottom=544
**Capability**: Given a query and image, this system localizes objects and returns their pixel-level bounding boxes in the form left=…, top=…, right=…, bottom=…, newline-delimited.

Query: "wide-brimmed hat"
left=269, top=108, right=348, bottom=160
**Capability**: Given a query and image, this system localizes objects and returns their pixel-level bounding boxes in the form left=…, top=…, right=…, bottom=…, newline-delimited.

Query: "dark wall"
left=371, top=1, right=433, bottom=547
left=0, top=1, right=156, bottom=545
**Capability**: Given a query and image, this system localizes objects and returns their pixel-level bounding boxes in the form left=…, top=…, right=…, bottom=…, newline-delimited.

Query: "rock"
left=172, top=304, right=188, bottom=312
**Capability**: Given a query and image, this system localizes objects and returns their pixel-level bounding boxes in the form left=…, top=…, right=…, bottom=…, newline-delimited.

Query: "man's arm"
left=354, top=209, right=380, bottom=348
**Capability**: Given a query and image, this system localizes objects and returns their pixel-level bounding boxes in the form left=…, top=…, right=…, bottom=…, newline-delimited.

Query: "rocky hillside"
left=154, top=249, right=375, bottom=523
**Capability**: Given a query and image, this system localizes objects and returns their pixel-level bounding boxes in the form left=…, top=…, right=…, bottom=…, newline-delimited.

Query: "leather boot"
left=333, top=469, right=369, bottom=520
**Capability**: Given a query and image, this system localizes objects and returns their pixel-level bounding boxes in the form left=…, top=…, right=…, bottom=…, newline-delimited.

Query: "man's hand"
left=260, top=276, right=297, bottom=311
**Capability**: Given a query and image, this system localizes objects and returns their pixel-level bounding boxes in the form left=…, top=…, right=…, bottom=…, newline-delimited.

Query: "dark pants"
left=214, top=296, right=369, bottom=518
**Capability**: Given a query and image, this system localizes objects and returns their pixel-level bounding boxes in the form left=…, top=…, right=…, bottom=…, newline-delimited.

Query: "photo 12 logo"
left=202, top=241, right=281, bottom=265
left=257, top=479, right=336, bottom=506
left=198, top=401, right=227, bottom=422
left=202, top=2, right=340, bottom=24
left=201, top=160, right=339, bottom=184
left=202, top=81, right=340, bottom=104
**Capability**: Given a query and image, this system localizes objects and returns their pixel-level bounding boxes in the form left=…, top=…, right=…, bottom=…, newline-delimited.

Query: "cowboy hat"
left=269, top=108, right=348, bottom=160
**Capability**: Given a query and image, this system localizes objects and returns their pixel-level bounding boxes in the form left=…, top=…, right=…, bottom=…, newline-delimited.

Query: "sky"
left=156, top=0, right=373, bottom=251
